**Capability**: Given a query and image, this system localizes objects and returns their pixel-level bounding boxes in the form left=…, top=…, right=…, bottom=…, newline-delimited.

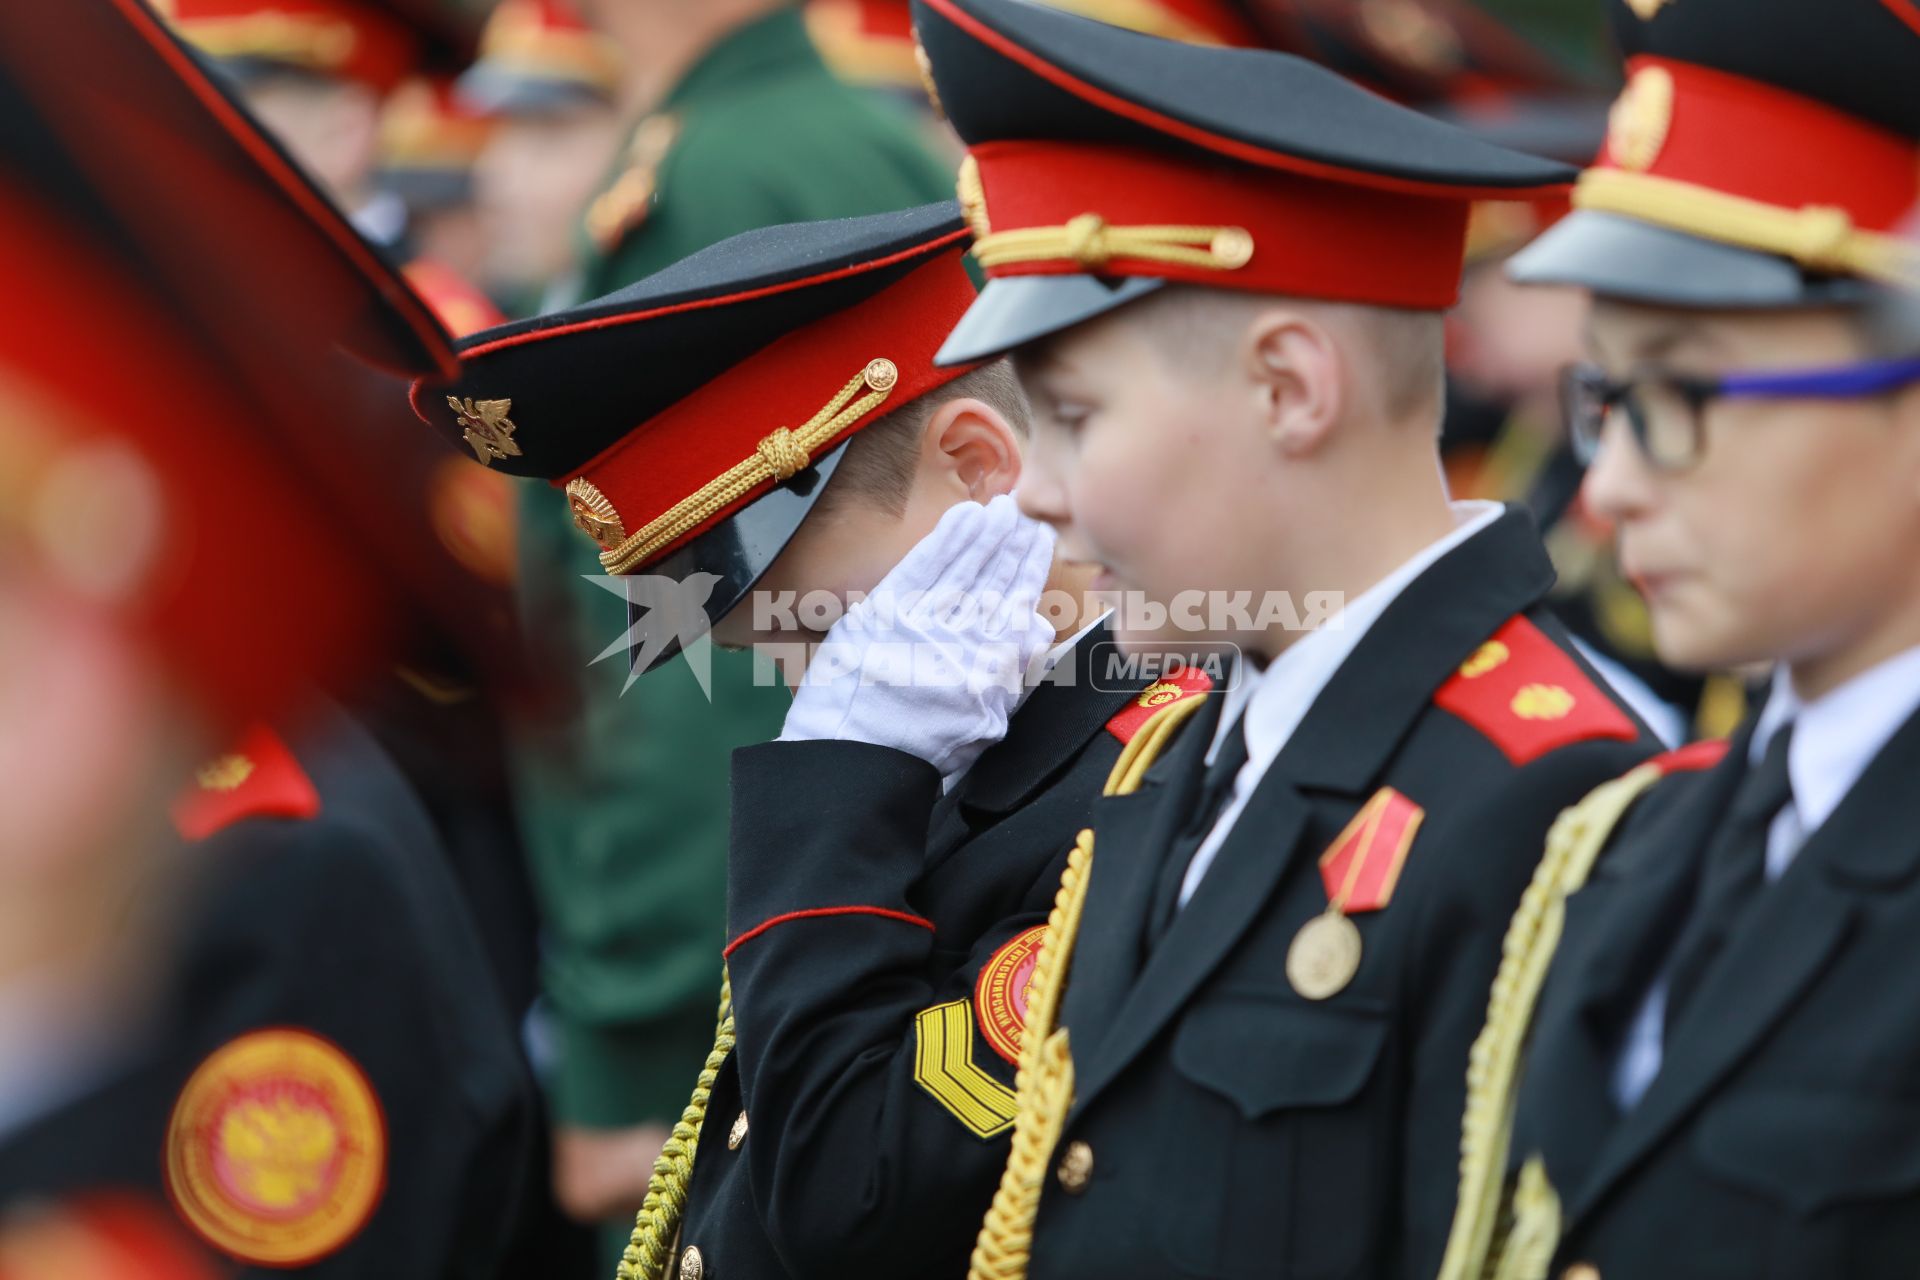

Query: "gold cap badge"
left=565, top=478, right=626, bottom=552
left=447, top=396, right=523, bottom=466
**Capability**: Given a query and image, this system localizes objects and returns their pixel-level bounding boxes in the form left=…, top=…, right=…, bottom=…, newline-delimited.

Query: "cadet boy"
left=505, top=4, right=952, bottom=1227
left=456, top=0, right=625, bottom=316
left=913, top=3, right=1661, bottom=1277
left=417, top=202, right=1211, bottom=1280
left=1437, top=2, right=1920, bottom=1277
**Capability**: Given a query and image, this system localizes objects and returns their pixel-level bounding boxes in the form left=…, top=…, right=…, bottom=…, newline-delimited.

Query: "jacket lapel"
left=1568, top=704, right=1920, bottom=1223
left=1567, top=872, right=1855, bottom=1222
left=1059, top=693, right=1220, bottom=1057
left=1073, top=767, right=1310, bottom=1112
left=1520, top=732, right=1748, bottom=1198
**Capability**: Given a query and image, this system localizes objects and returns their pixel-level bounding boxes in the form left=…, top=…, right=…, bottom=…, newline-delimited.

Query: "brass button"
left=1056, top=1140, right=1094, bottom=1194
left=728, top=1110, right=749, bottom=1150
left=1563, top=1265, right=1599, bottom=1280
left=679, top=1245, right=704, bottom=1280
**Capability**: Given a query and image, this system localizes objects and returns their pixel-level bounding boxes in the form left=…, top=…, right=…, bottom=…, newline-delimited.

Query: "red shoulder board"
left=1433, top=616, right=1639, bottom=766
left=1105, top=665, right=1214, bottom=745
left=1649, top=738, right=1730, bottom=774
left=402, top=259, right=505, bottom=339
left=170, top=724, right=321, bottom=842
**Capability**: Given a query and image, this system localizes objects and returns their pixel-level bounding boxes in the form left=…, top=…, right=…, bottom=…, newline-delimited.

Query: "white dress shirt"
left=1610, top=642, right=1920, bottom=1109
left=1176, top=501, right=1505, bottom=907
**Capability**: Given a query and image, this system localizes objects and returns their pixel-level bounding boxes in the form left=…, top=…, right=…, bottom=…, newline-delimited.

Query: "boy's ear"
left=921, top=396, right=1024, bottom=501
left=1245, top=308, right=1344, bottom=458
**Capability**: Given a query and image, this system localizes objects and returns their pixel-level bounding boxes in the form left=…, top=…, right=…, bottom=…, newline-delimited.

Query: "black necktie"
left=1143, top=714, right=1251, bottom=949
left=1663, top=723, right=1796, bottom=1031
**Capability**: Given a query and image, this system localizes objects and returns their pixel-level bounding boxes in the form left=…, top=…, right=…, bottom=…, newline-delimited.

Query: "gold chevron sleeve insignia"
left=913, top=1000, right=1018, bottom=1139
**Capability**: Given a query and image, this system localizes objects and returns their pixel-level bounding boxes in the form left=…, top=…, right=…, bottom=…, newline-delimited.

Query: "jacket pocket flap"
left=1171, top=997, right=1389, bottom=1120
left=1694, top=1090, right=1920, bottom=1213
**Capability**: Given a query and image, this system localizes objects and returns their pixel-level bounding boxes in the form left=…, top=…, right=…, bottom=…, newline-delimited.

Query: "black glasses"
left=1560, top=356, right=1920, bottom=470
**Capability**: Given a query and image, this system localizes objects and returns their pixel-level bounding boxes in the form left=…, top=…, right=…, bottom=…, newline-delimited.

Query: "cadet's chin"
left=1646, top=603, right=1757, bottom=679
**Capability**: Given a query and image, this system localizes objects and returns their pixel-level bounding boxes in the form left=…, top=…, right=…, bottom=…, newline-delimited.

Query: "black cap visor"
left=936, top=273, right=1164, bottom=365
left=622, top=441, right=849, bottom=673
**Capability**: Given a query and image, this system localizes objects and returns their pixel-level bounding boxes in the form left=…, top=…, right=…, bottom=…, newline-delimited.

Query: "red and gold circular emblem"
left=974, top=925, right=1047, bottom=1065
left=164, top=1029, right=385, bottom=1267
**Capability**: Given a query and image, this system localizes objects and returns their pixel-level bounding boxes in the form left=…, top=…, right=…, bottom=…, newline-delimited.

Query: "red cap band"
left=563, top=249, right=983, bottom=573
left=1595, top=55, right=1919, bottom=232
left=969, top=139, right=1473, bottom=308
left=162, top=0, right=419, bottom=94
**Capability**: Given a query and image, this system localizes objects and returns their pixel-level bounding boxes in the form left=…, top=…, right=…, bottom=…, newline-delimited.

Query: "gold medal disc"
left=1286, top=912, right=1363, bottom=1000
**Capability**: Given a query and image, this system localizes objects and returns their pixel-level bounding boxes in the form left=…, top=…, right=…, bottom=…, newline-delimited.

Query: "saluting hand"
left=779, top=493, right=1057, bottom=788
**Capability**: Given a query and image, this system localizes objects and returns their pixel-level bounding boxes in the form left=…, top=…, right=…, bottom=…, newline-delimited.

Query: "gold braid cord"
left=967, top=695, right=1211, bottom=1280
left=598, top=358, right=898, bottom=575
left=971, top=215, right=1254, bottom=275
left=1494, top=1157, right=1565, bottom=1280
left=616, top=974, right=736, bottom=1280
left=1575, top=168, right=1920, bottom=292
left=1435, top=763, right=1665, bottom=1280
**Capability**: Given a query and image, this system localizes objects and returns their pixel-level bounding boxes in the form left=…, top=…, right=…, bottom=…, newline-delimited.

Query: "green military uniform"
left=510, top=2, right=952, bottom=1157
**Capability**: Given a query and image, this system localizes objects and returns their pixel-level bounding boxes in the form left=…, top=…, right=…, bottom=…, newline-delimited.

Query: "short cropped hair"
left=813, top=359, right=1032, bottom=517
left=1128, top=285, right=1446, bottom=423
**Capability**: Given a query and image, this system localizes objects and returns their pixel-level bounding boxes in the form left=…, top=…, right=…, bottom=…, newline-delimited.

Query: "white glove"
left=779, top=494, right=1058, bottom=789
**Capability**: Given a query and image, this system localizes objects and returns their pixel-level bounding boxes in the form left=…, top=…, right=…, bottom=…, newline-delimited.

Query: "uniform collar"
left=1233, top=500, right=1505, bottom=779
left=1040, top=609, right=1111, bottom=677
left=1753, top=643, right=1920, bottom=834
left=663, top=7, right=825, bottom=110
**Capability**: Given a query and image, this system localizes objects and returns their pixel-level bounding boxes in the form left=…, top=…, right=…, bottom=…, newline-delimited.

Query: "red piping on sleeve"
left=724, top=906, right=935, bottom=958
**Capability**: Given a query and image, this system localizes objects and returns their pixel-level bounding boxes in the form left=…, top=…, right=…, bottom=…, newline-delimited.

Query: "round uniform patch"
left=164, top=1029, right=385, bottom=1267
left=974, top=925, right=1047, bottom=1065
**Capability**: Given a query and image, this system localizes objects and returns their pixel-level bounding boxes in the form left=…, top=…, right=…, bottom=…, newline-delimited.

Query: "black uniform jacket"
left=1515, top=697, right=1920, bottom=1280
left=0, top=707, right=536, bottom=1279
left=675, top=623, right=1191, bottom=1278
left=1024, top=508, right=1659, bottom=1280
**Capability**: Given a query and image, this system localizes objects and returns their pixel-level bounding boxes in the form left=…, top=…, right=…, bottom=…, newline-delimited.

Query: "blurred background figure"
left=458, top=0, right=625, bottom=316
left=0, top=1, right=555, bottom=1274
left=803, top=0, right=958, bottom=158
left=375, top=74, right=496, bottom=284
left=159, top=0, right=508, bottom=327
left=155, top=0, right=439, bottom=243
